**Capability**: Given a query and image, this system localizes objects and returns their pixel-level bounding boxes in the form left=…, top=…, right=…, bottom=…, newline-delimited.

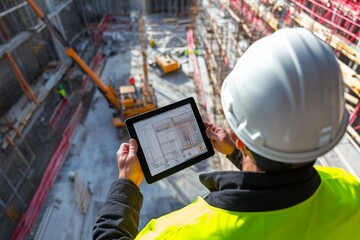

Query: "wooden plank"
left=74, top=172, right=91, bottom=214
left=347, top=126, right=360, bottom=149
left=345, top=92, right=359, bottom=105
left=225, top=6, right=241, bottom=23
left=346, top=104, right=355, bottom=113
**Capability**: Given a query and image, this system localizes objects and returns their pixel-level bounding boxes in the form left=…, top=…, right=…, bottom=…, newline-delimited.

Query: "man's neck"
left=242, top=155, right=262, bottom=172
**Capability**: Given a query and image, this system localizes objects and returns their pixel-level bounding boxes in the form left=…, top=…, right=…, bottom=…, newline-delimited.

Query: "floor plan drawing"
left=134, top=104, right=206, bottom=176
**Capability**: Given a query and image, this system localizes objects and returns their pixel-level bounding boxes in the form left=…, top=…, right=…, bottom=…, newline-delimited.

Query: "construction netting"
left=75, top=0, right=131, bottom=23
left=0, top=59, right=102, bottom=240
left=0, top=0, right=111, bottom=237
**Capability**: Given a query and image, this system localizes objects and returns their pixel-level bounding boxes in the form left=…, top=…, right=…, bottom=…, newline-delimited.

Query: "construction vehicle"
left=27, top=0, right=157, bottom=134
left=152, top=53, right=181, bottom=76
left=112, top=83, right=156, bottom=133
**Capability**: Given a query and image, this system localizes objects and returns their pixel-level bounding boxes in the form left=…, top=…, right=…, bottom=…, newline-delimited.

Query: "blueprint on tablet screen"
left=134, top=103, right=207, bottom=176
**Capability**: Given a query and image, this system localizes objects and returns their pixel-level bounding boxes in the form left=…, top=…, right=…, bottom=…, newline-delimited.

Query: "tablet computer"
left=125, top=97, right=215, bottom=184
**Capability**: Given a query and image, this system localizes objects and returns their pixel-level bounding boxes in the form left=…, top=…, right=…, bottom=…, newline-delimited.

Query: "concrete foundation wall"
left=76, top=0, right=131, bottom=23
left=0, top=0, right=97, bottom=238
left=146, top=0, right=192, bottom=16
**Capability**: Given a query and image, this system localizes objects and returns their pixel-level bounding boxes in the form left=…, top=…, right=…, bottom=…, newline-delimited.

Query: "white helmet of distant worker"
left=221, top=28, right=349, bottom=163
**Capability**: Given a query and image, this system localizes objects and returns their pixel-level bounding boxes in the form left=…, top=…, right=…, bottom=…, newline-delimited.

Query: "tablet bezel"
left=125, top=97, right=215, bottom=184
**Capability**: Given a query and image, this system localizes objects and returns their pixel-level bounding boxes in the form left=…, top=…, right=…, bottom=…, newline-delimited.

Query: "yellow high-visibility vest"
left=57, top=89, right=66, bottom=98
left=136, top=167, right=360, bottom=240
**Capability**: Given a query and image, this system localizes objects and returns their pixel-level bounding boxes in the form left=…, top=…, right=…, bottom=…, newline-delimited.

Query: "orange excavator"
left=27, top=0, right=157, bottom=134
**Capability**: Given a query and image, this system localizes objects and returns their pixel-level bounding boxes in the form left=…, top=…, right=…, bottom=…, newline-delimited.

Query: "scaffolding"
left=194, top=0, right=360, bottom=149
left=1, top=0, right=358, bottom=238
left=0, top=0, right=196, bottom=238
left=0, top=0, right=99, bottom=239
left=146, top=0, right=192, bottom=16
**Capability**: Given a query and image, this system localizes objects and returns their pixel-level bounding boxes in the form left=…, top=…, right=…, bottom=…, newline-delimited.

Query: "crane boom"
left=27, top=0, right=120, bottom=110
left=27, top=0, right=157, bottom=130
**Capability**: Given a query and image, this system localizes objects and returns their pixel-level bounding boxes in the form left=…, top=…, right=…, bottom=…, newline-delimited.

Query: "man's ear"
left=235, top=138, right=244, bottom=150
left=235, top=139, right=248, bottom=157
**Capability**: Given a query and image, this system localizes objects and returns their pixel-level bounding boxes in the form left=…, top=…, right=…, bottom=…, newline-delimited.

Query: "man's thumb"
left=129, top=139, right=138, bottom=154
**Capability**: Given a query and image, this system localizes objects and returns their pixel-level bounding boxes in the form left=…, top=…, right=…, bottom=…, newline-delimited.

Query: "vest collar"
left=199, top=165, right=321, bottom=212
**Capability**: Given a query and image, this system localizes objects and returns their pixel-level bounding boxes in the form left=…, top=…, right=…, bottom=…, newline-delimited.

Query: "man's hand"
left=117, top=139, right=144, bottom=187
left=204, top=121, right=236, bottom=155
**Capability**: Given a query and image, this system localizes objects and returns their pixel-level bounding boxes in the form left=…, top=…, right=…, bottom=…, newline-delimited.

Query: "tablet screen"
left=134, top=103, right=207, bottom=176
left=126, top=97, right=214, bottom=183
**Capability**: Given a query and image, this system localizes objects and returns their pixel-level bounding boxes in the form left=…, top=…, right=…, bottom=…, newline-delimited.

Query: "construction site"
left=0, top=0, right=359, bottom=239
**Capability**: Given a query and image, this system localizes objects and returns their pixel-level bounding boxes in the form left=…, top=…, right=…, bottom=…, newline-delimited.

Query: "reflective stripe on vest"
left=136, top=167, right=360, bottom=239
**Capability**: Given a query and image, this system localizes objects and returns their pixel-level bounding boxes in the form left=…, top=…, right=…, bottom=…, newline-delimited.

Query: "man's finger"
left=206, top=127, right=219, bottom=140
left=128, top=139, right=138, bottom=157
left=117, top=143, right=129, bottom=157
left=120, top=143, right=129, bottom=151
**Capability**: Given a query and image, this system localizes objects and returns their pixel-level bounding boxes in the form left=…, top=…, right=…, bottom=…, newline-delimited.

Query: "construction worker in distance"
left=184, top=49, right=190, bottom=58
left=57, top=84, right=66, bottom=99
left=194, top=48, right=199, bottom=56
left=129, top=76, right=136, bottom=85
left=93, top=28, right=360, bottom=239
left=128, top=76, right=138, bottom=97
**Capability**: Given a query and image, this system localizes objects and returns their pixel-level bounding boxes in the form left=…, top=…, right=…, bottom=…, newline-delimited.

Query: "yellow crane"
left=27, top=0, right=157, bottom=133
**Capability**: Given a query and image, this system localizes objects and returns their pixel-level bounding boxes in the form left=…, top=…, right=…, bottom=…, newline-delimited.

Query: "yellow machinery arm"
left=27, top=0, right=120, bottom=110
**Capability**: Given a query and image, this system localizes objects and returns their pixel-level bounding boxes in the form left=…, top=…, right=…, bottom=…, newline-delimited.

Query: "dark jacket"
left=93, top=165, right=320, bottom=239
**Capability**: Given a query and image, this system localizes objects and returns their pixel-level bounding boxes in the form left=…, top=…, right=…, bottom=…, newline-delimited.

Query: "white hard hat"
left=221, top=28, right=349, bottom=163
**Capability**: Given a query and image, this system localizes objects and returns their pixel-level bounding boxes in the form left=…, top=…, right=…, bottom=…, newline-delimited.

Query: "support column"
left=5, top=52, right=40, bottom=106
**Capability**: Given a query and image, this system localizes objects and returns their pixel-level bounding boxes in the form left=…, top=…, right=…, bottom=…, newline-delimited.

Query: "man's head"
left=221, top=28, right=349, bottom=170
